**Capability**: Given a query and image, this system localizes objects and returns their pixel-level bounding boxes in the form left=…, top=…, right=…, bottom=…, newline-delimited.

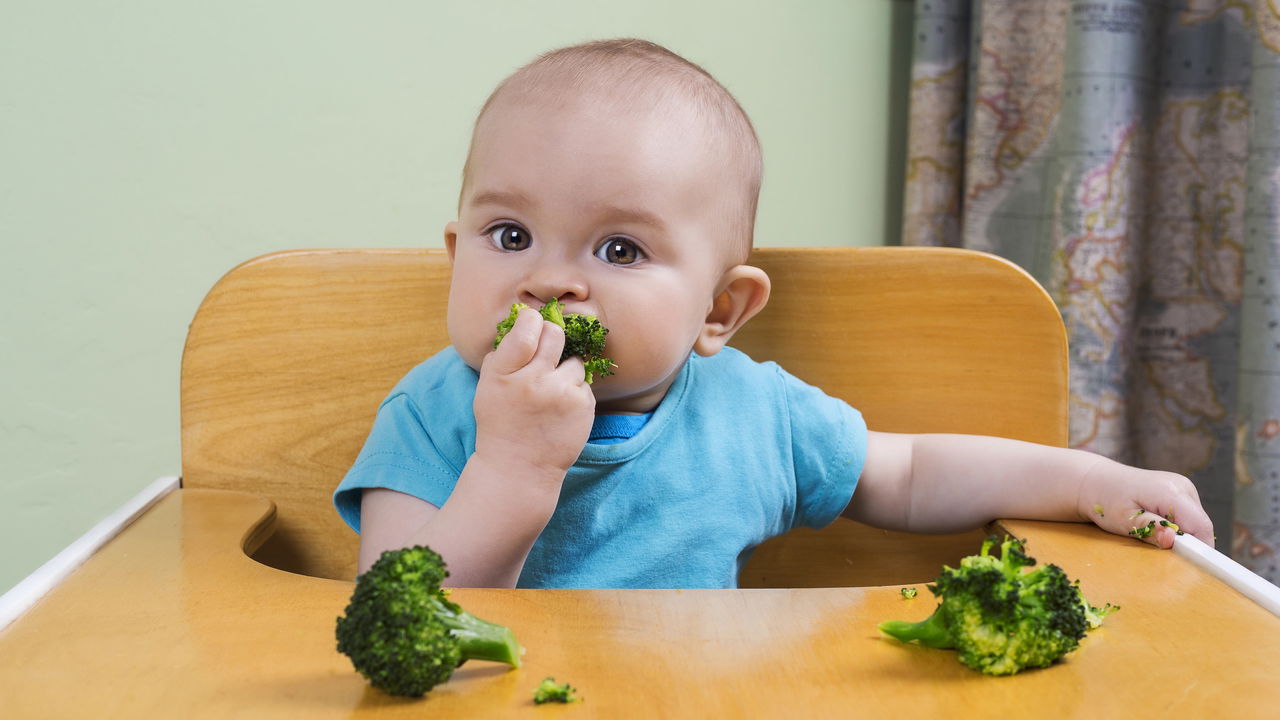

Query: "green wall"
left=0, top=1, right=912, bottom=593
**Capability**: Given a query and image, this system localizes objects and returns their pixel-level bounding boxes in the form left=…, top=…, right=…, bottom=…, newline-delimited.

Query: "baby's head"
left=444, top=39, right=771, bottom=412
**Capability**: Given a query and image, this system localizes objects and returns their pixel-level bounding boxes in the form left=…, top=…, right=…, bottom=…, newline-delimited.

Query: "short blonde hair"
left=460, top=38, right=763, bottom=261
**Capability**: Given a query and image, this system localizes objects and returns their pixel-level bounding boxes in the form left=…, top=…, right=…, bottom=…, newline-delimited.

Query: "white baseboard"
left=0, top=475, right=181, bottom=631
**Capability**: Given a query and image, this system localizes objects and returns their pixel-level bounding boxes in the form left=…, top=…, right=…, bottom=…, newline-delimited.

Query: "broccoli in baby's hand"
left=1129, top=521, right=1157, bottom=539
left=878, top=536, right=1117, bottom=676
left=494, top=298, right=616, bottom=383
left=335, top=546, right=524, bottom=697
left=533, top=677, right=583, bottom=704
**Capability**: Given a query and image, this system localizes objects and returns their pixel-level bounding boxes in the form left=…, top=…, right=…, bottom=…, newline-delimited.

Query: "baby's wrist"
left=466, top=447, right=571, bottom=499
left=446, top=452, right=564, bottom=556
left=1073, top=452, right=1114, bottom=521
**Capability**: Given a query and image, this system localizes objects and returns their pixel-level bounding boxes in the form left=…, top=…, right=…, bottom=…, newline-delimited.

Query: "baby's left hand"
left=1078, top=461, right=1213, bottom=548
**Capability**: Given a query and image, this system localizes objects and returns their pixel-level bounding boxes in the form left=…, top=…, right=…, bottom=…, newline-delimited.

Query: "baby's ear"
left=693, top=265, right=771, bottom=356
left=443, top=221, right=459, bottom=262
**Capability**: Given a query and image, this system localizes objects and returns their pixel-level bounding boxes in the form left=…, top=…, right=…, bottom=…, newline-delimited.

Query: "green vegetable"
left=335, top=546, right=523, bottom=697
left=494, top=298, right=616, bottom=383
left=878, top=536, right=1117, bottom=676
left=533, top=677, right=582, bottom=704
left=1129, top=521, right=1157, bottom=539
left=900, top=587, right=918, bottom=599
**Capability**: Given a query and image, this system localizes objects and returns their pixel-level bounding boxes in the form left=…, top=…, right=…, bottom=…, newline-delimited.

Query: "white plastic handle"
left=1173, top=532, right=1280, bottom=618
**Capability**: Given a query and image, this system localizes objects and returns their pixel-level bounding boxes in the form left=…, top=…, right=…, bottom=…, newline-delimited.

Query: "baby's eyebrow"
left=469, top=189, right=533, bottom=211
left=593, top=204, right=667, bottom=232
left=469, top=189, right=666, bottom=232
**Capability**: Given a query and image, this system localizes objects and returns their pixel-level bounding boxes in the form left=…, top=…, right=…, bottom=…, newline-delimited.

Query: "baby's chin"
left=589, top=374, right=676, bottom=414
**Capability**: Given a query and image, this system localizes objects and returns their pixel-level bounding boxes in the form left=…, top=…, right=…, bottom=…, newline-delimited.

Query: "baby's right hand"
left=472, top=307, right=595, bottom=488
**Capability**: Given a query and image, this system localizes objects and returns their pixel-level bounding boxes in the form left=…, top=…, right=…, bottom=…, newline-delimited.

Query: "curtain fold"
left=902, top=0, right=1280, bottom=583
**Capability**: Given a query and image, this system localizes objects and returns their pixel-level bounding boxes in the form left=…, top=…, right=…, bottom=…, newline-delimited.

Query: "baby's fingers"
left=529, top=320, right=568, bottom=372
left=1142, top=477, right=1213, bottom=547
left=1120, top=509, right=1178, bottom=549
left=1120, top=501, right=1212, bottom=549
left=1167, top=500, right=1214, bottom=548
left=486, top=308, right=543, bottom=375
left=552, top=354, right=588, bottom=387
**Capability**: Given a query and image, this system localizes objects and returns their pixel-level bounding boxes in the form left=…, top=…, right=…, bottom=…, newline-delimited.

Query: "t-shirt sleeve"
left=332, top=393, right=463, bottom=534
left=778, top=367, right=869, bottom=530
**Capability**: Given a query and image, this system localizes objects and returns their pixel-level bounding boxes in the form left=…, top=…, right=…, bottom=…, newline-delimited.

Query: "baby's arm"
left=845, top=431, right=1213, bottom=548
left=357, top=308, right=595, bottom=585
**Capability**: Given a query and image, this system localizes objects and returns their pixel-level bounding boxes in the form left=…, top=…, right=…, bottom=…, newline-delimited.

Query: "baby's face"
left=445, top=93, right=742, bottom=412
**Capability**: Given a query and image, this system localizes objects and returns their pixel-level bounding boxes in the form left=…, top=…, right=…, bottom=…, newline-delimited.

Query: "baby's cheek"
left=447, top=322, right=492, bottom=372
left=619, top=331, right=686, bottom=378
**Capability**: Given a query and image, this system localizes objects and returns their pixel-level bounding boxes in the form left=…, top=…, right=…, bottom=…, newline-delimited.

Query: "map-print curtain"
left=902, top=0, right=1280, bottom=584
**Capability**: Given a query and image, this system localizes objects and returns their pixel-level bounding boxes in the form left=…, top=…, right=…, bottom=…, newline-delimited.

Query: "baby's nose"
left=518, top=266, right=588, bottom=307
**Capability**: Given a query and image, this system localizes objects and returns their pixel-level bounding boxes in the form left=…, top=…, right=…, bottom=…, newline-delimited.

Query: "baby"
left=334, top=38, right=1212, bottom=587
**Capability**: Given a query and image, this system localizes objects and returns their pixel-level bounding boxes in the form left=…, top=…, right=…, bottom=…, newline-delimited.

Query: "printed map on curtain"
left=902, top=0, right=1280, bottom=583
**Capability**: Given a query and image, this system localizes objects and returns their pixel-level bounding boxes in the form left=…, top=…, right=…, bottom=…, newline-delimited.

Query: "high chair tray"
left=0, top=487, right=1275, bottom=718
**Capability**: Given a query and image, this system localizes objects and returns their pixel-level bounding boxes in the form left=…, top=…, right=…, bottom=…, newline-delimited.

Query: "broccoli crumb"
left=1129, top=521, right=1157, bottom=539
left=1092, top=504, right=1105, bottom=517
left=533, top=677, right=582, bottom=705
left=1129, top=509, right=1144, bottom=520
left=900, top=587, right=918, bottom=599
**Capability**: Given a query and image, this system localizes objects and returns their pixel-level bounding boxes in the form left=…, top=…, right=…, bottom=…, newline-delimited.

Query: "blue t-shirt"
left=588, top=412, right=651, bottom=444
left=333, top=346, right=868, bottom=588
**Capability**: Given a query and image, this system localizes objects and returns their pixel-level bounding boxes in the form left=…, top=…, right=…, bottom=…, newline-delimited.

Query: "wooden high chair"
left=180, top=247, right=1068, bottom=587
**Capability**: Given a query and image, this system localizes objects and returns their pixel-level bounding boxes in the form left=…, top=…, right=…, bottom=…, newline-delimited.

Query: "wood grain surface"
left=180, top=247, right=1068, bottom=586
left=1, top=489, right=1275, bottom=718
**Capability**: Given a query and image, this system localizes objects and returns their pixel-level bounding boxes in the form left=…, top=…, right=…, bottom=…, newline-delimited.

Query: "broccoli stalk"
left=878, top=536, right=1117, bottom=676
left=494, top=298, right=616, bottom=383
left=880, top=603, right=951, bottom=647
left=335, top=546, right=523, bottom=697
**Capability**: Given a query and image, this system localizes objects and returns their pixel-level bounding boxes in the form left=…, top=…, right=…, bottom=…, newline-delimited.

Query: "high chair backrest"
left=181, top=247, right=1067, bottom=586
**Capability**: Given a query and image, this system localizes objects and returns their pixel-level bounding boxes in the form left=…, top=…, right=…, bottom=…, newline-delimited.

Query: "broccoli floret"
left=493, top=298, right=616, bottom=383
left=533, top=677, right=582, bottom=704
left=900, top=587, right=919, bottom=599
left=493, top=302, right=531, bottom=345
left=878, top=536, right=1116, bottom=676
left=335, top=546, right=524, bottom=697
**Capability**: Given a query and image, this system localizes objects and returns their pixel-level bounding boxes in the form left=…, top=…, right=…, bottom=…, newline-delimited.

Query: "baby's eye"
left=595, top=237, right=645, bottom=265
left=488, top=223, right=531, bottom=251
